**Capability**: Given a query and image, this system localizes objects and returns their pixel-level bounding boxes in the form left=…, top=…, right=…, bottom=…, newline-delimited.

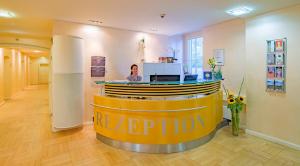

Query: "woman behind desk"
left=126, top=64, right=142, bottom=81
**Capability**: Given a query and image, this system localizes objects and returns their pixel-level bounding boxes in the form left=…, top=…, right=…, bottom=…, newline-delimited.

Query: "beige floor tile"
left=0, top=85, right=299, bottom=166
left=277, top=148, right=300, bottom=163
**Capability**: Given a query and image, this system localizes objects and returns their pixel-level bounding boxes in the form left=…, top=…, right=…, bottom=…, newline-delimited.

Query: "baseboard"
left=84, top=121, right=94, bottom=125
left=52, top=124, right=83, bottom=132
left=52, top=121, right=93, bottom=132
left=246, top=129, right=300, bottom=151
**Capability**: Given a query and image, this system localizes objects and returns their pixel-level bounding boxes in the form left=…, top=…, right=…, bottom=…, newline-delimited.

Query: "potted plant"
left=223, top=78, right=245, bottom=136
left=208, top=57, right=222, bottom=80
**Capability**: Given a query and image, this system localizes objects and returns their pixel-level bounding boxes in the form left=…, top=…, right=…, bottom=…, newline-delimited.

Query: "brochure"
left=275, top=67, right=283, bottom=79
left=275, top=39, right=284, bottom=51
left=275, top=53, right=284, bottom=65
left=275, top=80, right=284, bottom=90
left=267, top=79, right=274, bottom=90
left=267, top=53, right=275, bottom=65
left=267, top=40, right=275, bottom=52
left=267, top=67, right=275, bottom=79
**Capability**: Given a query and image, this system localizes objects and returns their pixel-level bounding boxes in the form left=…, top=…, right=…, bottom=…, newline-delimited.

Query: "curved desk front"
left=93, top=80, right=223, bottom=153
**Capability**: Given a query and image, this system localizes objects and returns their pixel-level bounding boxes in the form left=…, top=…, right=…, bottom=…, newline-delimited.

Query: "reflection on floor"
left=0, top=86, right=299, bottom=166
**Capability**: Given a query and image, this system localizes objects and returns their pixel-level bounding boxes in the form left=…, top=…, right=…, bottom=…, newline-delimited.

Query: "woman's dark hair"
left=130, top=64, right=138, bottom=75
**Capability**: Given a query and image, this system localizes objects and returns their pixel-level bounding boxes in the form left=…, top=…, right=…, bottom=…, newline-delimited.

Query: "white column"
left=51, top=35, right=84, bottom=131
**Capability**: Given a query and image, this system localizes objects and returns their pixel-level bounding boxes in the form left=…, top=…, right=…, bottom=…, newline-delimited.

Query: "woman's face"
left=132, top=66, right=138, bottom=75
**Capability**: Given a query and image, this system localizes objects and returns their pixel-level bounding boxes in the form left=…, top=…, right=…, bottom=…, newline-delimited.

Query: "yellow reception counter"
left=93, top=80, right=223, bottom=153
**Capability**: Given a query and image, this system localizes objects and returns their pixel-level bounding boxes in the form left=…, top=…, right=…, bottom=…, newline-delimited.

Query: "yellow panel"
left=94, top=91, right=223, bottom=144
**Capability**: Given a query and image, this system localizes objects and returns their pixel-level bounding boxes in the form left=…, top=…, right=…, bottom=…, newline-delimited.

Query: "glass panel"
left=187, top=37, right=203, bottom=77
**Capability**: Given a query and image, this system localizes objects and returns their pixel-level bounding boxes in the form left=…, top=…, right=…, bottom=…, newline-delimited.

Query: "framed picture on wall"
left=91, top=67, right=105, bottom=77
left=91, top=56, right=105, bottom=66
left=91, top=56, right=106, bottom=78
left=213, top=49, right=225, bottom=66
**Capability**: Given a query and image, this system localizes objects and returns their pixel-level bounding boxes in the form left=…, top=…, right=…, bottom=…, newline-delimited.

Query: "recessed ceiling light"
left=0, top=9, right=15, bottom=18
left=226, top=6, right=253, bottom=16
left=33, top=50, right=42, bottom=53
left=88, top=20, right=103, bottom=24
left=150, top=28, right=158, bottom=32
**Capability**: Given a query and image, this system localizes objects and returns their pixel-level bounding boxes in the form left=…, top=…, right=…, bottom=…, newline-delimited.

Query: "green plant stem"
left=222, top=83, right=229, bottom=97
left=238, top=77, right=245, bottom=97
left=231, top=109, right=240, bottom=136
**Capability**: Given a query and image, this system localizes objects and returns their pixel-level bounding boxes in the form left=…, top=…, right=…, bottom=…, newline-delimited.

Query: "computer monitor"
left=184, top=74, right=198, bottom=81
left=150, top=75, right=180, bottom=82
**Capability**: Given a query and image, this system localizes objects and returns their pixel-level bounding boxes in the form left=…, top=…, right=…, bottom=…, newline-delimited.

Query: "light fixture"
left=88, top=19, right=103, bottom=24
left=33, top=50, right=42, bottom=53
left=160, top=13, right=166, bottom=19
left=0, top=9, right=15, bottom=18
left=226, top=6, right=253, bottom=16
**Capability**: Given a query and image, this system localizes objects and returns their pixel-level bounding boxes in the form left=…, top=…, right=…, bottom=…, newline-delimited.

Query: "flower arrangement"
left=223, top=77, right=245, bottom=136
left=208, top=58, right=216, bottom=71
left=208, top=57, right=222, bottom=80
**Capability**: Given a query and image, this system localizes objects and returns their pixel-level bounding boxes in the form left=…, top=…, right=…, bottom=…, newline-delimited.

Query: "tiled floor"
left=0, top=86, right=299, bottom=166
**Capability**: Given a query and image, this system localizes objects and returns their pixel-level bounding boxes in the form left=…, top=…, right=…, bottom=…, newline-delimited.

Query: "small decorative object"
left=138, top=38, right=145, bottom=62
left=266, top=38, right=286, bottom=92
left=208, top=57, right=222, bottom=80
left=203, top=71, right=212, bottom=80
left=223, top=78, right=245, bottom=136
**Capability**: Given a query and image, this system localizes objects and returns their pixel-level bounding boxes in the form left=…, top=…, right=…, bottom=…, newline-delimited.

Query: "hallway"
left=0, top=86, right=299, bottom=166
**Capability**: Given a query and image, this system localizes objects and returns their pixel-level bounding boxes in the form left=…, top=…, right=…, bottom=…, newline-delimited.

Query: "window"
left=187, top=37, right=203, bottom=78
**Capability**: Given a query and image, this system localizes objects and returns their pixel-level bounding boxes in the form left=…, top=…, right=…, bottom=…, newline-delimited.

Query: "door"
left=38, top=64, right=49, bottom=84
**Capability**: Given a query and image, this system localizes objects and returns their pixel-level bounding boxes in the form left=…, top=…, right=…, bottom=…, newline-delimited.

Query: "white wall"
left=30, top=57, right=49, bottom=85
left=246, top=5, right=300, bottom=145
left=183, top=19, right=247, bottom=126
left=184, top=19, right=246, bottom=94
left=52, top=20, right=170, bottom=122
left=182, top=7, right=300, bottom=146
left=168, top=35, right=184, bottom=64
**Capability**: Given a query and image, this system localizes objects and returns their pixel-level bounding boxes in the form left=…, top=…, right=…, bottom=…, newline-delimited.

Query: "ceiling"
left=0, top=18, right=53, bottom=38
left=20, top=48, right=49, bottom=58
left=1, top=0, right=300, bottom=36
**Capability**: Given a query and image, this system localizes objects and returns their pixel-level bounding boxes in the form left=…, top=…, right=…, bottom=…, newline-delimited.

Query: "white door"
left=38, top=64, right=49, bottom=84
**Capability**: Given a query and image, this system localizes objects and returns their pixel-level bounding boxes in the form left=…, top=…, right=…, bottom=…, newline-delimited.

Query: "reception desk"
left=93, top=80, right=223, bottom=153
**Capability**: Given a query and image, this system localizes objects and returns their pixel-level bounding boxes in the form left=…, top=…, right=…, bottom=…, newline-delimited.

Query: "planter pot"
left=231, top=109, right=240, bottom=136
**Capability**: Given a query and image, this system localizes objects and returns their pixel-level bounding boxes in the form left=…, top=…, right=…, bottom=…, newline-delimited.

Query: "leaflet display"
left=266, top=38, right=286, bottom=92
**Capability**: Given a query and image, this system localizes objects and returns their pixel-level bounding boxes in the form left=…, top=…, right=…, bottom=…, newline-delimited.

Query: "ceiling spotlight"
left=0, top=9, right=15, bottom=18
left=226, top=6, right=253, bottom=16
left=160, top=13, right=166, bottom=19
left=88, top=20, right=103, bottom=24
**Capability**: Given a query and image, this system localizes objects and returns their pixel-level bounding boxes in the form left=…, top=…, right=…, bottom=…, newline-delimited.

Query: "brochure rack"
left=266, top=38, right=287, bottom=92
